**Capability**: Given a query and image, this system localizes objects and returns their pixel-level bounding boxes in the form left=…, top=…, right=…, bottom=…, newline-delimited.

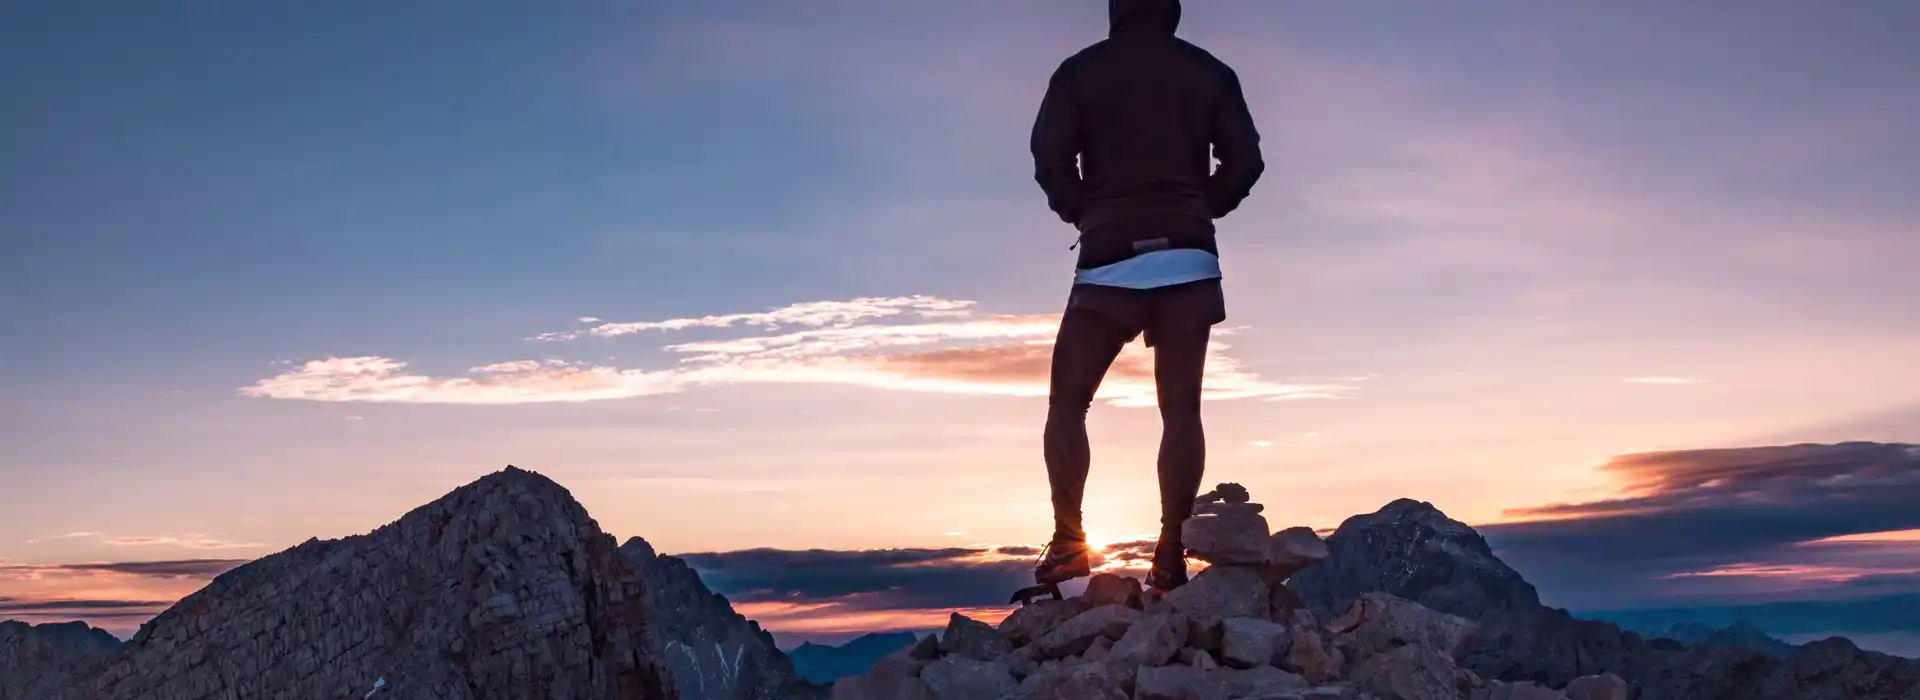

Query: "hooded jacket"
left=1031, top=0, right=1265, bottom=270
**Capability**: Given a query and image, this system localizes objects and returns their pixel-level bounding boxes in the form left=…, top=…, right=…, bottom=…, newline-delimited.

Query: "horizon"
left=5, top=0, right=1918, bottom=661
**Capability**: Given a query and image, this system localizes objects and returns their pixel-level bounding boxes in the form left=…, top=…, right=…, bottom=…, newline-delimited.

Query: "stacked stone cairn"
left=830, top=484, right=1631, bottom=700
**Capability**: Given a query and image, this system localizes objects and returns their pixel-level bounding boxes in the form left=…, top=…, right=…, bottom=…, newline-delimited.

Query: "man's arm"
left=1204, top=65, right=1264, bottom=219
left=1031, top=59, right=1085, bottom=226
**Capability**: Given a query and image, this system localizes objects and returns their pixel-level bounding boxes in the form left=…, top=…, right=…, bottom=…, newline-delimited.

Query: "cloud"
left=0, top=559, right=248, bottom=580
left=242, top=356, right=685, bottom=405
left=27, top=532, right=266, bottom=550
left=243, top=296, right=1354, bottom=407
left=532, top=296, right=976, bottom=342
left=1482, top=442, right=1920, bottom=610
left=100, top=535, right=265, bottom=550
left=0, top=596, right=174, bottom=616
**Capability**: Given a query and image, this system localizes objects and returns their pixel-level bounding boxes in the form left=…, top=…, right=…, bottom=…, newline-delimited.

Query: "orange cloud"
left=734, top=599, right=1012, bottom=638
left=244, top=296, right=1355, bottom=407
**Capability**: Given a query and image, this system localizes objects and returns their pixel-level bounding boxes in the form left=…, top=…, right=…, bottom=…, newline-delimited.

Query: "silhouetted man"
left=1029, top=0, right=1263, bottom=593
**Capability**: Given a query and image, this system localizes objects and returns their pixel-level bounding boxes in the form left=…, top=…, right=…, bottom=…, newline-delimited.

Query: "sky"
left=3, top=0, right=1919, bottom=651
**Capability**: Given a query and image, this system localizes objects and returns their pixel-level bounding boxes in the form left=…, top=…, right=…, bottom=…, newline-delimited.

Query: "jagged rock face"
left=0, top=620, right=121, bottom=698
left=1289, top=499, right=1540, bottom=624
left=1284, top=497, right=1920, bottom=700
left=620, top=537, right=823, bottom=700
left=11, top=467, right=678, bottom=700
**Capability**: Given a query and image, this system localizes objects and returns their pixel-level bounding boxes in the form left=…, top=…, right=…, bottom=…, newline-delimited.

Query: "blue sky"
left=3, top=0, right=1919, bottom=646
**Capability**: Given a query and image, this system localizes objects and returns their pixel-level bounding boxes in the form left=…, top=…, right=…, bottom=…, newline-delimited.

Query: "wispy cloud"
left=27, top=532, right=264, bottom=550
left=0, top=559, right=248, bottom=580
left=244, top=296, right=1354, bottom=407
left=27, top=532, right=267, bottom=550
left=532, top=296, right=975, bottom=342
left=0, top=596, right=175, bottom=616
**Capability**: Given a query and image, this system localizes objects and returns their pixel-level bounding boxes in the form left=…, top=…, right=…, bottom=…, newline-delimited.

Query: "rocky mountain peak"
left=9, top=464, right=679, bottom=700
left=1291, top=498, right=1541, bottom=624
left=1287, top=498, right=1920, bottom=699
left=618, top=536, right=824, bottom=700
left=0, top=621, right=122, bottom=699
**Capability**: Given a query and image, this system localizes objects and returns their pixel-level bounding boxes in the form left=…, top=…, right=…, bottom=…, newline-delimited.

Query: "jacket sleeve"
left=1030, top=59, right=1086, bottom=226
left=1204, top=65, right=1264, bottom=219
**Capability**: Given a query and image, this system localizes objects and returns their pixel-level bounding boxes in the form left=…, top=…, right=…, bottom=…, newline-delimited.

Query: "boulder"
left=831, top=655, right=933, bottom=700
left=1228, top=665, right=1310, bottom=696
left=1564, top=673, right=1627, bottom=700
left=1036, top=605, right=1139, bottom=659
left=1267, top=527, right=1331, bottom=581
left=1195, top=502, right=1266, bottom=517
left=1220, top=617, right=1291, bottom=669
left=1108, top=612, right=1189, bottom=668
left=1083, top=636, right=1114, bottom=662
left=1083, top=573, right=1144, bottom=609
left=1016, top=660, right=1129, bottom=700
left=1166, top=566, right=1271, bottom=649
left=939, top=612, right=1013, bottom=661
left=1192, top=649, right=1221, bottom=670
left=1184, top=511, right=1273, bottom=565
left=1002, top=598, right=1094, bottom=647
left=1135, top=665, right=1232, bottom=700
left=1271, top=585, right=1310, bottom=616
left=906, top=633, right=943, bottom=661
left=918, top=656, right=1016, bottom=700
left=1330, top=593, right=1479, bottom=664
left=1283, top=627, right=1343, bottom=684
left=1197, top=483, right=1252, bottom=505
left=1351, top=644, right=1459, bottom=700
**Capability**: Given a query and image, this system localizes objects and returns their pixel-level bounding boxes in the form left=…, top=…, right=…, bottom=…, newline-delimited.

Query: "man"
left=1029, top=0, right=1263, bottom=593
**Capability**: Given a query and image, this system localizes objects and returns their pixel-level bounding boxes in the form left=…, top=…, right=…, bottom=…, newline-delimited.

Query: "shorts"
left=1063, top=278, right=1226, bottom=348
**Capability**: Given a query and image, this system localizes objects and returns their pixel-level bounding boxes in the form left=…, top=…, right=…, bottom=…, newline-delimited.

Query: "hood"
left=1109, top=0, right=1180, bottom=36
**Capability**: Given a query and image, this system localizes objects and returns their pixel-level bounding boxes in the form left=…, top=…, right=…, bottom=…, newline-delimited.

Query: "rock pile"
left=829, top=485, right=1628, bottom=700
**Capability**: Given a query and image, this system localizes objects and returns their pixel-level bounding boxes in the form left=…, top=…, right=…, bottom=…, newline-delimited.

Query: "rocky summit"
left=621, top=537, right=824, bottom=700
left=2, top=466, right=681, bottom=700
left=6, top=474, right=1918, bottom=700
left=1288, top=498, right=1920, bottom=700
left=0, top=620, right=121, bottom=698
left=827, top=484, right=1620, bottom=700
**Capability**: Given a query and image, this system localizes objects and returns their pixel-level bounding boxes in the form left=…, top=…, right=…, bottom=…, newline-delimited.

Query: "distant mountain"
left=1650, top=620, right=1799, bottom=657
left=1588, top=594, right=1920, bottom=657
left=1, top=466, right=679, bottom=700
left=1288, top=498, right=1920, bottom=699
left=0, top=620, right=120, bottom=698
left=620, top=537, right=824, bottom=699
left=785, top=631, right=918, bottom=685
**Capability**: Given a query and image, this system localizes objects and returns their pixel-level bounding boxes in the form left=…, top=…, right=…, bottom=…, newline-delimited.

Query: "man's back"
left=1032, top=0, right=1263, bottom=269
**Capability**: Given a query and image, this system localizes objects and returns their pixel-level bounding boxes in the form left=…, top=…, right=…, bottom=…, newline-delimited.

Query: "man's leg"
left=1044, top=307, right=1136, bottom=547
left=1150, top=322, right=1211, bottom=586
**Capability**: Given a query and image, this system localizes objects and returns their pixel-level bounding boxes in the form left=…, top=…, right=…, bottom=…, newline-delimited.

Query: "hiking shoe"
left=1033, top=539, right=1096, bottom=585
left=1146, top=541, right=1188, bottom=591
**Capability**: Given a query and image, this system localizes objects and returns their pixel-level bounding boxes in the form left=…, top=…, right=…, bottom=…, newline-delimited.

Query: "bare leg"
left=1152, top=323, right=1210, bottom=556
left=1044, top=308, right=1134, bottom=545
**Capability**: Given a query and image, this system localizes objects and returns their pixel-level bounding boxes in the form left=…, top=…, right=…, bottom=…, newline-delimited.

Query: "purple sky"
left=3, top=0, right=1917, bottom=649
